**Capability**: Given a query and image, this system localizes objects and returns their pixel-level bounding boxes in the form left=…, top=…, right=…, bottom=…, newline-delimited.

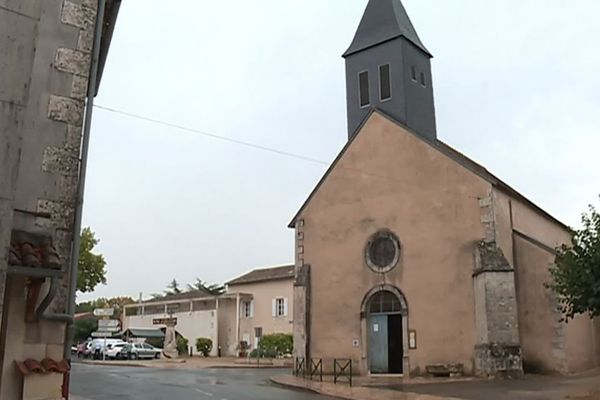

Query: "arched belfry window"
left=368, top=291, right=403, bottom=314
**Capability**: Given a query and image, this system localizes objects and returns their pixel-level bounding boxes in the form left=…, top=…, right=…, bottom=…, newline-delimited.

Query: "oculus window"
left=365, top=230, right=401, bottom=272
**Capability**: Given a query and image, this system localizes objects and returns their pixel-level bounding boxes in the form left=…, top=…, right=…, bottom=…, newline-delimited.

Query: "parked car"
left=123, top=343, right=162, bottom=360
left=105, top=342, right=127, bottom=359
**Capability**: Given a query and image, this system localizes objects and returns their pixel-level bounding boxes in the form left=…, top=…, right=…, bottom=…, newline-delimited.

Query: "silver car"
left=124, top=343, right=161, bottom=360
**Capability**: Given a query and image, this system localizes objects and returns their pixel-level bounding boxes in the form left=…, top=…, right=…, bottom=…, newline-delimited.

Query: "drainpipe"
left=63, top=0, right=107, bottom=361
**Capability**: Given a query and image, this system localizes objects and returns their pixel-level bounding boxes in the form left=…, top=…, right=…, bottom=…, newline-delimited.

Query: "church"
left=290, top=0, right=599, bottom=377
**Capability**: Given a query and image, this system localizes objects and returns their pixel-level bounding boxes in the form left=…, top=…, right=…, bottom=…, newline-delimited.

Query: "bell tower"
left=343, top=0, right=437, bottom=141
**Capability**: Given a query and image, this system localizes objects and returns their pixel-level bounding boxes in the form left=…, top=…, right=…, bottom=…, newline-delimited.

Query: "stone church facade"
left=290, top=0, right=599, bottom=377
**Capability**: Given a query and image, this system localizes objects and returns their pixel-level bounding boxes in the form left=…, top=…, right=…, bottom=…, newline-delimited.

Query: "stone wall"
left=0, top=0, right=100, bottom=398
left=473, top=193, right=523, bottom=377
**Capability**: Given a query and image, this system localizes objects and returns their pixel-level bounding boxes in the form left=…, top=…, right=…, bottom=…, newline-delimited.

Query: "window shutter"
left=272, top=299, right=277, bottom=317
left=283, top=298, right=289, bottom=317
left=250, top=300, right=255, bottom=318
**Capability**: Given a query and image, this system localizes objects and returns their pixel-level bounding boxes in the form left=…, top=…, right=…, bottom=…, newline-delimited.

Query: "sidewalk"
left=270, top=369, right=600, bottom=400
left=270, top=375, right=462, bottom=400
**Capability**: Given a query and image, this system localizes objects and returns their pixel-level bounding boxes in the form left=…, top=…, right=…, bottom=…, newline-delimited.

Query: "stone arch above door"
left=360, top=285, right=409, bottom=317
left=360, top=285, right=410, bottom=375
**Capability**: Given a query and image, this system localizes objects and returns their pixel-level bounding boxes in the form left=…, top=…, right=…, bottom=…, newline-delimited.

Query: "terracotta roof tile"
left=227, top=265, right=294, bottom=286
left=15, top=358, right=70, bottom=376
left=9, top=230, right=61, bottom=270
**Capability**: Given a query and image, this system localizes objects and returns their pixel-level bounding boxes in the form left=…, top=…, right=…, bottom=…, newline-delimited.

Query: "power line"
left=92, top=104, right=480, bottom=200
left=93, top=104, right=330, bottom=166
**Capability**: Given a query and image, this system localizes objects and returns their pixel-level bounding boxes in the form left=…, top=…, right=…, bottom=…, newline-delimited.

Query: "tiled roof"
left=9, top=230, right=61, bottom=270
left=15, top=358, right=70, bottom=376
left=227, top=265, right=295, bottom=286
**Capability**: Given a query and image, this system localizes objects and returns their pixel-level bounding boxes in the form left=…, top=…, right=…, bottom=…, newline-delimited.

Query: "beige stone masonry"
left=54, top=48, right=91, bottom=77
left=60, top=1, right=95, bottom=30
left=48, top=95, right=84, bottom=126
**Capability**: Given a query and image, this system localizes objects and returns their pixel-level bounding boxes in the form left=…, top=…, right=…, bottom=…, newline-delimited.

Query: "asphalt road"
left=70, top=363, right=335, bottom=400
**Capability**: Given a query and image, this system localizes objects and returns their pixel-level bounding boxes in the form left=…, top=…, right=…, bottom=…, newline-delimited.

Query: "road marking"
left=194, top=388, right=214, bottom=397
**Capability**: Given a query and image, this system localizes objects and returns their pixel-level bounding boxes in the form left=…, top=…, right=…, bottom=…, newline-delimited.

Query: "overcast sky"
left=80, top=0, right=600, bottom=301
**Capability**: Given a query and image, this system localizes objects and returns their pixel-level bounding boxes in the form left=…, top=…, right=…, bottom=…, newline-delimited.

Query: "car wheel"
left=155, top=353, right=160, bottom=359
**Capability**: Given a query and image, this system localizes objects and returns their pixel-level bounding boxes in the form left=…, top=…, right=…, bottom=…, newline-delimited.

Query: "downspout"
left=62, top=0, right=107, bottom=361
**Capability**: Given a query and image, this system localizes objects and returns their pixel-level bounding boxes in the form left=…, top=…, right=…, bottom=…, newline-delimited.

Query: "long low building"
left=122, top=265, right=294, bottom=356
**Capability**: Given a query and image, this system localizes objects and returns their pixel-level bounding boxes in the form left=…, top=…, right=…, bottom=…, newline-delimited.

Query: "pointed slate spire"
left=343, top=0, right=431, bottom=58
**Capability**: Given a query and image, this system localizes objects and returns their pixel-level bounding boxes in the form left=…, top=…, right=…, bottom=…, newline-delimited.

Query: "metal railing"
left=294, top=357, right=306, bottom=377
left=309, top=358, right=323, bottom=382
left=333, top=358, right=353, bottom=386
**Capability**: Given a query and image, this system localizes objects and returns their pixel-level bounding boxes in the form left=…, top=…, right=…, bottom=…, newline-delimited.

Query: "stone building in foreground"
left=0, top=1, right=120, bottom=398
left=290, top=0, right=599, bottom=377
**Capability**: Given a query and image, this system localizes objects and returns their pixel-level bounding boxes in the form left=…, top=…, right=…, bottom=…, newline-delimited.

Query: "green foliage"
left=256, top=333, right=293, bottom=358
left=187, top=278, right=226, bottom=295
left=549, top=199, right=600, bottom=321
left=176, top=336, right=189, bottom=355
left=195, top=338, right=213, bottom=357
left=75, top=296, right=135, bottom=318
left=73, top=319, right=97, bottom=343
left=77, top=227, right=107, bottom=293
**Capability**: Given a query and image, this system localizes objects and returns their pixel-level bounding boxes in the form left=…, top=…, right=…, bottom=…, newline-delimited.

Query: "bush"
left=195, top=338, right=213, bottom=357
left=257, top=333, right=292, bottom=358
left=176, top=336, right=189, bottom=355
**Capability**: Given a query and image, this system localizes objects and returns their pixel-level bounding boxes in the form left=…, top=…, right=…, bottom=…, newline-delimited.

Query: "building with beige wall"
left=290, top=0, right=599, bottom=378
left=227, top=265, right=294, bottom=354
left=122, top=265, right=294, bottom=357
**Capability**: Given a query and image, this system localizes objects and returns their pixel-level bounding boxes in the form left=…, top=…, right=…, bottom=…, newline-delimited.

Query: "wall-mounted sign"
left=409, top=330, right=417, bottom=349
left=152, top=317, right=177, bottom=326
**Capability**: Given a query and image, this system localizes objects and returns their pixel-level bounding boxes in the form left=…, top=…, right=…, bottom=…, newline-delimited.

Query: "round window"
left=365, top=230, right=400, bottom=272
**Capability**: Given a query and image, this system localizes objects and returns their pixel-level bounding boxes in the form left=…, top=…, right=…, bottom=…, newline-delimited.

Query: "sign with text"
left=93, top=308, right=114, bottom=317
left=152, top=317, right=177, bottom=326
left=98, top=319, right=119, bottom=328
left=98, top=326, right=120, bottom=333
left=91, top=331, right=115, bottom=338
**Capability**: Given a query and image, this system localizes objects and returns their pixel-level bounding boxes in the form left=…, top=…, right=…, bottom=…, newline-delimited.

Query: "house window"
left=411, top=66, right=417, bottom=81
left=420, top=72, right=426, bottom=87
left=379, top=64, right=391, bottom=101
left=359, top=71, right=370, bottom=108
left=254, top=327, right=263, bottom=339
left=242, top=300, right=254, bottom=318
left=272, top=297, right=288, bottom=318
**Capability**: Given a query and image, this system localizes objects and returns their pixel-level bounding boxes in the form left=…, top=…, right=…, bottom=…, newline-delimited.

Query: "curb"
left=77, top=360, right=150, bottom=368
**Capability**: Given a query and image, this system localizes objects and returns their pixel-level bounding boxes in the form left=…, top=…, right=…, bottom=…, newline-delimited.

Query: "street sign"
left=93, top=308, right=114, bottom=317
left=98, top=326, right=120, bottom=333
left=98, top=319, right=119, bottom=328
left=91, top=331, right=114, bottom=338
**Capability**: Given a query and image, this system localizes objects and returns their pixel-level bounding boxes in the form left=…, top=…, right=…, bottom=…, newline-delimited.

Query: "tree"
left=77, top=227, right=107, bottom=293
left=75, top=296, right=135, bottom=317
left=187, top=278, right=225, bottom=296
left=165, top=279, right=182, bottom=296
left=549, top=198, right=600, bottom=321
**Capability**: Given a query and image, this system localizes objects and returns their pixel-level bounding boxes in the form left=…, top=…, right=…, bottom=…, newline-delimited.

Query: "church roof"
left=343, top=0, right=432, bottom=58
left=288, top=109, right=569, bottom=232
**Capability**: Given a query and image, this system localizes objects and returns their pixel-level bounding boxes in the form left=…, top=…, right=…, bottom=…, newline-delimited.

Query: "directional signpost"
left=93, top=308, right=117, bottom=360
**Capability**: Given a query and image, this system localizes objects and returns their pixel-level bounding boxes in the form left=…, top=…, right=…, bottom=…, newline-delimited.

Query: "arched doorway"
left=363, top=287, right=408, bottom=374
